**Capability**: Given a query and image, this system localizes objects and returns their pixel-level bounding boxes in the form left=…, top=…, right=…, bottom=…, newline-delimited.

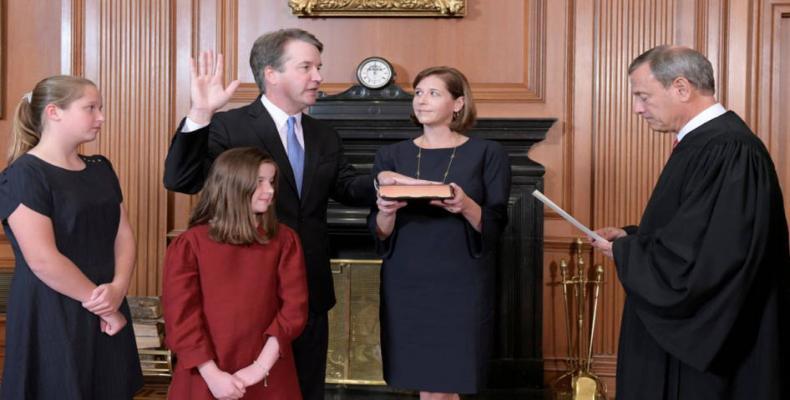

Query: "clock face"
left=357, top=58, right=393, bottom=89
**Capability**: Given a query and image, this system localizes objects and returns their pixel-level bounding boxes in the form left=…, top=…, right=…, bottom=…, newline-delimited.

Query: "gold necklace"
left=415, top=137, right=459, bottom=183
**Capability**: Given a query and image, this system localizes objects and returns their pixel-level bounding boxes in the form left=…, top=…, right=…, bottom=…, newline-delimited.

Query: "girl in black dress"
left=371, top=67, right=511, bottom=399
left=0, top=76, right=142, bottom=399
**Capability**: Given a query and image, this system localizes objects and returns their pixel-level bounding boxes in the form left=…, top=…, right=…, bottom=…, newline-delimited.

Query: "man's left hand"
left=377, top=171, right=434, bottom=186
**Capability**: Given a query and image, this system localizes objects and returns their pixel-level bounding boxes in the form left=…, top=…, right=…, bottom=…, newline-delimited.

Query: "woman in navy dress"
left=370, top=67, right=511, bottom=399
left=0, top=76, right=142, bottom=399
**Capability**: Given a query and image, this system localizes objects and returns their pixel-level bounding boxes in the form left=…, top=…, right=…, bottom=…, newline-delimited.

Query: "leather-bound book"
left=379, top=184, right=453, bottom=200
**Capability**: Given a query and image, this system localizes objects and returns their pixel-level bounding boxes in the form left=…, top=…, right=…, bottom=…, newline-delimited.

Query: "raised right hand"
left=188, top=50, right=241, bottom=125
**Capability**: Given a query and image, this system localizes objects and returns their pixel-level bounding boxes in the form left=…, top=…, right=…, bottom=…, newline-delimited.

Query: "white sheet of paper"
left=531, top=190, right=607, bottom=243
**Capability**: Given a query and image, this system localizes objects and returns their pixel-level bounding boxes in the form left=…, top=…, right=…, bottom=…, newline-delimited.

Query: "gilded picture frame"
left=289, top=0, right=466, bottom=17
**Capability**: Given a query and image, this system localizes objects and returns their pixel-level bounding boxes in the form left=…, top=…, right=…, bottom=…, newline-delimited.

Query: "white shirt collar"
left=261, top=95, right=302, bottom=130
left=676, top=103, right=727, bottom=142
left=261, top=95, right=304, bottom=148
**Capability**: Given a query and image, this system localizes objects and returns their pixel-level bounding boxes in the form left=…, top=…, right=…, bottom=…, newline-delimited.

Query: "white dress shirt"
left=181, top=95, right=305, bottom=151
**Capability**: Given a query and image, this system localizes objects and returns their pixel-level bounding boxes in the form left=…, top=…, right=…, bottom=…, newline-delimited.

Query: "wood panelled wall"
left=0, top=0, right=788, bottom=394
left=0, top=1, right=64, bottom=269
left=80, top=0, right=174, bottom=296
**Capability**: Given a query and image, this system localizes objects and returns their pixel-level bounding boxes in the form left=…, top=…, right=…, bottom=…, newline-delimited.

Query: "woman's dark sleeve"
left=367, top=146, right=398, bottom=258
left=465, top=141, right=512, bottom=258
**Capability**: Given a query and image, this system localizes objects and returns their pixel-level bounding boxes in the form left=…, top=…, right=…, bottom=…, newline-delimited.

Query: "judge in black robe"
left=592, top=45, right=790, bottom=399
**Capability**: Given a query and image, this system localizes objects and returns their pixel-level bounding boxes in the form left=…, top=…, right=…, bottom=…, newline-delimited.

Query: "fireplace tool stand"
left=552, top=238, right=607, bottom=400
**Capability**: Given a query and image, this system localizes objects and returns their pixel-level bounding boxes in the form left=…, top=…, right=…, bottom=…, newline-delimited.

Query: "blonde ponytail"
left=8, top=96, right=41, bottom=163
left=6, top=75, right=96, bottom=164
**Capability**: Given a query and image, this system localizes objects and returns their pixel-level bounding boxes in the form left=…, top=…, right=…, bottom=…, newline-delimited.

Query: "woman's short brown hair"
left=189, top=147, right=279, bottom=245
left=410, top=66, right=477, bottom=133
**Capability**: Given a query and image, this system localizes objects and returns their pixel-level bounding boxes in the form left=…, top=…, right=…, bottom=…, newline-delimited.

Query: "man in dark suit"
left=591, top=46, right=789, bottom=399
left=164, top=28, right=376, bottom=400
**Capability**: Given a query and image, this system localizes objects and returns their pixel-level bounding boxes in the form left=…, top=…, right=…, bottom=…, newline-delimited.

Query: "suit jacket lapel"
left=300, top=116, right=321, bottom=201
left=246, top=98, right=299, bottom=196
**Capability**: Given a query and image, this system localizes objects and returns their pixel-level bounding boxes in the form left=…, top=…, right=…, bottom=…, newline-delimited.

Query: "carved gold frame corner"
left=289, top=0, right=466, bottom=17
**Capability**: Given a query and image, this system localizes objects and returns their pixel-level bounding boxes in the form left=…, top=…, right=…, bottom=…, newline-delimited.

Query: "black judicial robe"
left=612, top=111, right=790, bottom=399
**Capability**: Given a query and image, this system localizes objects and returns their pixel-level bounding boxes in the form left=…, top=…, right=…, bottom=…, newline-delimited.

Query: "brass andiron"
left=552, top=238, right=607, bottom=400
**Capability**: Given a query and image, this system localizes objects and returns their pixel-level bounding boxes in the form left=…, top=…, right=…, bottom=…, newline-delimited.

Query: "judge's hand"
left=99, top=311, right=127, bottom=336
left=188, top=50, right=241, bottom=125
left=430, top=183, right=477, bottom=214
left=594, top=227, right=627, bottom=241
left=590, top=238, right=614, bottom=259
left=589, top=227, right=625, bottom=259
left=83, top=282, right=124, bottom=316
left=377, top=171, right=434, bottom=186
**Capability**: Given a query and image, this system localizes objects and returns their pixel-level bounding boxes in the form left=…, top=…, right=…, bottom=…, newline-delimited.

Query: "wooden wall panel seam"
left=758, top=1, right=790, bottom=222
left=563, top=0, right=577, bottom=216
left=192, top=0, right=200, bottom=57
left=217, top=0, right=238, bottom=83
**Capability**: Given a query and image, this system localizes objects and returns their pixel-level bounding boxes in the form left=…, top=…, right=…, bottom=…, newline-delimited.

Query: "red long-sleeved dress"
left=163, top=223, right=308, bottom=399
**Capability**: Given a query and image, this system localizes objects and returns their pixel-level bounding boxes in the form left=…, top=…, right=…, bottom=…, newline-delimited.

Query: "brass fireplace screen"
left=327, top=259, right=385, bottom=385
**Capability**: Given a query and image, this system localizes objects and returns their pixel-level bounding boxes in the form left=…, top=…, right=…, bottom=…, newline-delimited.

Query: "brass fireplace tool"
left=552, top=238, right=607, bottom=400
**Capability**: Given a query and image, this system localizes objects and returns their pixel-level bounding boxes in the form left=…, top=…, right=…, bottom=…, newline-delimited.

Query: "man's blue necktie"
left=286, top=116, right=304, bottom=196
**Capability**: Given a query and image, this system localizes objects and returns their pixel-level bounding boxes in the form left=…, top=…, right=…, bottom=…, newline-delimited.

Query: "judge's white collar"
left=676, top=103, right=726, bottom=143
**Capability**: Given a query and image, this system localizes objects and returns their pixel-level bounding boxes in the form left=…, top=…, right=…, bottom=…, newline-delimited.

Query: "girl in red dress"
left=163, top=147, right=308, bottom=399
